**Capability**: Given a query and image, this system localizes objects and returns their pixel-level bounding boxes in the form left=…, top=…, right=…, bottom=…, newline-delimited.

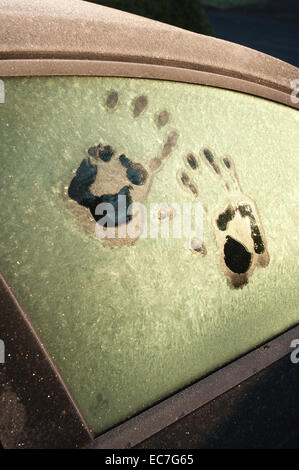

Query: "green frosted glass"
left=0, top=76, right=298, bottom=434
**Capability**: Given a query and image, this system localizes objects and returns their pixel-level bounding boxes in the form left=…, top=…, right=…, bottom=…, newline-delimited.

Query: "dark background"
left=206, top=0, right=299, bottom=67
